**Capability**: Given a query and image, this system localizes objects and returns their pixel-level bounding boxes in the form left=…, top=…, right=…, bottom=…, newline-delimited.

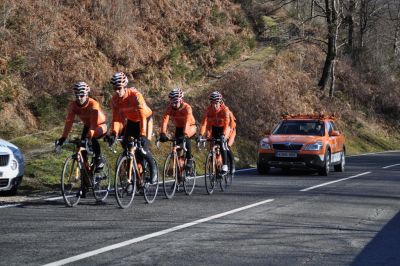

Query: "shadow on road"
left=351, top=210, right=400, bottom=266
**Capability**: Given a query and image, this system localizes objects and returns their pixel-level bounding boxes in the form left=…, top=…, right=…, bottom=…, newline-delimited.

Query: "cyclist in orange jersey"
left=199, top=91, right=231, bottom=175
left=55, top=82, right=107, bottom=171
left=106, top=72, right=157, bottom=184
left=159, top=88, right=197, bottom=170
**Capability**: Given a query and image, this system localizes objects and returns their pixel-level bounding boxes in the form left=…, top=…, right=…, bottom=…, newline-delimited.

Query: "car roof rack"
left=281, top=112, right=336, bottom=120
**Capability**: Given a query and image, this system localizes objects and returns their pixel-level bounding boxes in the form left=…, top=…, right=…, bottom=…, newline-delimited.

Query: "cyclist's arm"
left=161, top=108, right=170, bottom=134
left=110, top=98, right=123, bottom=136
left=88, top=102, right=101, bottom=138
left=61, top=102, right=76, bottom=139
left=183, top=105, right=193, bottom=137
left=199, top=111, right=208, bottom=136
left=222, top=109, right=230, bottom=137
left=135, top=94, right=149, bottom=136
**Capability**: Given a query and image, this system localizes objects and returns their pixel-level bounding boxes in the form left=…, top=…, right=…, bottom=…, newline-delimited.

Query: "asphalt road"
left=1, top=151, right=400, bottom=266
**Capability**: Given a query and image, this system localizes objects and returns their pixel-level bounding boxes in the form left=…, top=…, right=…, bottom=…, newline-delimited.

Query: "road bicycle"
left=58, top=138, right=111, bottom=207
left=157, top=137, right=196, bottom=199
left=198, top=137, right=234, bottom=195
left=111, top=137, right=159, bottom=208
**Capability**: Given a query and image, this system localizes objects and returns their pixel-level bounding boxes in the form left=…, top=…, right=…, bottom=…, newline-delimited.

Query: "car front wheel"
left=318, top=150, right=330, bottom=176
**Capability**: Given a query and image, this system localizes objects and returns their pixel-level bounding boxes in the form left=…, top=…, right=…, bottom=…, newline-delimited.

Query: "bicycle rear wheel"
left=61, top=156, right=82, bottom=207
left=93, top=156, right=111, bottom=202
left=226, top=155, right=235, bottom=187
left=163, top=153, right=178, bottom=199
left=220, top=155, right=234, bottom=191
left=115, top=156, right=136, bottom=209
left=205, top=153, right=215, bottom=195
left=184, top=159, right=196, bottom=195
left=143, top=157, right=159, bottom=204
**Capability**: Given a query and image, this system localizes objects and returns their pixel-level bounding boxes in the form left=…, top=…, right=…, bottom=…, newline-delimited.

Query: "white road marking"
left=46, top=196, right=63, bottom=201
left=0, top=204, right=21, bottom=209
left=382, top=163, right=400, bottom=169
left=235, top=167, right=255, bottom=173
left=347, top=150, right=400, bottom=157
left=300, top=172, right=372, bottom=192
left=42, top=198, right=275, bottom=266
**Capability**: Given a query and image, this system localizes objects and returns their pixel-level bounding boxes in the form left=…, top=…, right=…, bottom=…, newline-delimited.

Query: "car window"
left=327, top=121, right=333, bottom=136
left=273, top=120, right=325, bottom=136
left=330, top=121, right=338, bottom=131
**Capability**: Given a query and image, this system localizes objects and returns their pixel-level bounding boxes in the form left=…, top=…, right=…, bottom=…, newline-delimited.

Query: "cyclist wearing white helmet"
left=199, top=91, right=231, bottom=175
left=159, top=88, right=197, bottom=170
left=56, top=82, right=108, bottom=182
left=106, top=72, right=157, bottom=184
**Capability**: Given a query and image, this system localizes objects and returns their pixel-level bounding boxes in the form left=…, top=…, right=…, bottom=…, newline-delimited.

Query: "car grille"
left=0, top=179, right=9, bottom=187
left=0, top=155, right=10, bottom=166
left=273, top=143, right=303, bottom=151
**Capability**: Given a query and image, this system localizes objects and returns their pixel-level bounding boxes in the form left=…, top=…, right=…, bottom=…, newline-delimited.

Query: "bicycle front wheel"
left=115, top=156, right=136, bottom=209
left=163, top=153, right=178, bottom=199
left=93, top=156, right=111, bottom=202
left=184, top=159, right=196, bottom=195
left=61, top=156, right=82, bottom=207
left=143, top=157, right=159, bottom=204
left=205, top=153, right=215, bottom=195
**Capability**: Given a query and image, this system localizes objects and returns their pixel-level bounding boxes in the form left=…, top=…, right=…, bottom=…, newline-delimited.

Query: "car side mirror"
left=330, top=130, right=340, bottom=136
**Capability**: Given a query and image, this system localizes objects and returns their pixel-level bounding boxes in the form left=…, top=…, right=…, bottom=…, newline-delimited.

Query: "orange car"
left=257, top=114, right=345, bottom=175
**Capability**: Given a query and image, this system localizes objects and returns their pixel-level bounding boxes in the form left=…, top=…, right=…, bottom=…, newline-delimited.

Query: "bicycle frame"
left=112, top=137, right=145, bottom=185
left=68, top=140, right=93, bottom=187
left=200, top=138, right=223, bottom=177
left=60, top=138, right=111, bottom=206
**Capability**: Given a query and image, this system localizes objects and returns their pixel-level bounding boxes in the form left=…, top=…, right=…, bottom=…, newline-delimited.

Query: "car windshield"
left=272, top=120, right=325, bottom=136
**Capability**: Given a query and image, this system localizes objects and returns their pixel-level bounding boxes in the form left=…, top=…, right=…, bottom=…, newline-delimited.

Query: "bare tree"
left=387, top=0, right=400, bottom=56
left=315, top=0, right=344, bottom=97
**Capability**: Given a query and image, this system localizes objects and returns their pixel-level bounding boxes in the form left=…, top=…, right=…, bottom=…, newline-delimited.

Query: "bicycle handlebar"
left=156, top=136, right=187, bottom=151
left=105, top=136, right=146, bottom=154
left=54, top=138, right=93, bottom=154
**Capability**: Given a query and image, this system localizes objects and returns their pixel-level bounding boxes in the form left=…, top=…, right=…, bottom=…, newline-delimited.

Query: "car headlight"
left=304, top=141, right=323, bottom=151
left=13, top=149, right=23, bottom=161
left=260, top=141, right=271, bottom=150
left=11, top=160, right=18, bottom=170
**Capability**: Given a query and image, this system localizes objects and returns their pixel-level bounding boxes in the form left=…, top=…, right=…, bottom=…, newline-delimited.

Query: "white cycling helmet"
left=73, top=82, right=90, bottom=96
left=209, top=91, right=223, bottom=103
left=168, top=88, right=184, bottom=103
left=111, top=72, right=129, bottom=88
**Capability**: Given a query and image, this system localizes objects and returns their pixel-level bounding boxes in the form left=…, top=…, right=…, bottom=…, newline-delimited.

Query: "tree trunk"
left=347, top=0, right=355, bottom=52
left=319, top=0, right=339, bottom=94
left=359, top=0, right=366, bottom=49
left=310, top=0, right=315, bottom=18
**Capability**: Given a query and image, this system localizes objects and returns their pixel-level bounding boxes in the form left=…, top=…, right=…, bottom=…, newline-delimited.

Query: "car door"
left=327, top=121, right=338, bottom=153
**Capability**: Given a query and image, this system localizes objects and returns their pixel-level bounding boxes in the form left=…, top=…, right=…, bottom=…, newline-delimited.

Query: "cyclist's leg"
left=80, top=126, right=90, bottom=196
left=146, top=116, right=154, bottom=141
left=92, top=124, right=107, bottom=169
left=227, top=127, right=236, bottom=172
left=212, top=126, right=228, bottom=173
left=129, top=119, right=157, bottom=184
left=184, top=125, right=196, bottom=160
left=122, top=120, right=139, bottom=184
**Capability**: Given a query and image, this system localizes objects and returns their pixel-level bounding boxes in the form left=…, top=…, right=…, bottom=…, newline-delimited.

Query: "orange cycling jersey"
left=228, top=110, right=236, bottom=130
left=161, top=102, right=196, bottom=137
left=62, top=98, right=106, bottom=139
left=200, top=103, right=230, bottom=137
left=110, top=88, right=152, bottom=136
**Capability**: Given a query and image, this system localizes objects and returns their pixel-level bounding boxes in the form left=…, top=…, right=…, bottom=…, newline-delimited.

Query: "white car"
left=0, top=139, right=25, bottom=195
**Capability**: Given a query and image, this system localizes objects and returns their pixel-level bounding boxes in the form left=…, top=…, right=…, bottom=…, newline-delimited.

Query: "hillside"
left=1, top=1, right=400, bottom=192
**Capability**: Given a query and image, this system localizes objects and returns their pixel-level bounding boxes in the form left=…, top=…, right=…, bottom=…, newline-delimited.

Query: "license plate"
left=0, top=172, right=2, bottom=177
left=276, top=152, right=297, bottom=158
